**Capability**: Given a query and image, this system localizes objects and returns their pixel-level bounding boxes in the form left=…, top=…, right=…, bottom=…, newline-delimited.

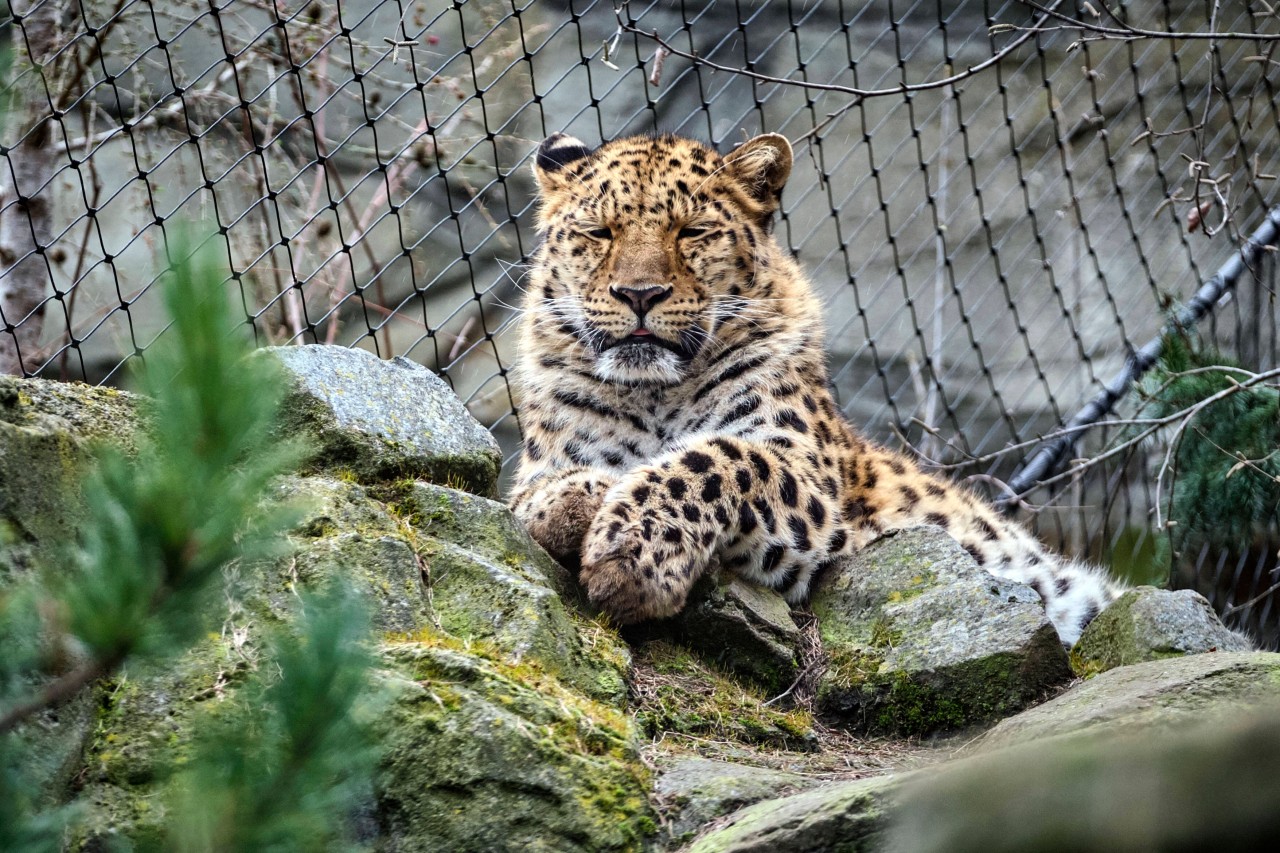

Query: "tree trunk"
left=0, top=0, right=65, bottom=376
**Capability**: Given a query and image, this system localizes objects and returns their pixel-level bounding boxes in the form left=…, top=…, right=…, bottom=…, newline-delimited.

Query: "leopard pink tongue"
left=632, top=328, right=652, bottom=336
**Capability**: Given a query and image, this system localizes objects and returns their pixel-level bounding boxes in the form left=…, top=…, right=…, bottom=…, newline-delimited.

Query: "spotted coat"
left=508, top=132, right=1122, bottom=644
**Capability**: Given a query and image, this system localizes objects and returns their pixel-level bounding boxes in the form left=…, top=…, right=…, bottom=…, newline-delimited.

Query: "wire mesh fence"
left=3, top=0, right=1278, bottom=642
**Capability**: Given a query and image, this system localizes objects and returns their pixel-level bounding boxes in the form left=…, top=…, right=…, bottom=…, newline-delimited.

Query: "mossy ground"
left=630, top=641, right=816, bottom=751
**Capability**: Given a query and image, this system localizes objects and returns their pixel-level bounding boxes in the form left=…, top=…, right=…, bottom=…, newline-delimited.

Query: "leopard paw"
left=512, top=471, right=617, bottom=563
left=580, top=503, right=709, bottom=623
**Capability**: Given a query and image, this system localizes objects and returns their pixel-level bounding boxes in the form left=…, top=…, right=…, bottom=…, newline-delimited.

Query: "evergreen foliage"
left=1138, top=334, right=1280, bottom=554
left=0, top=251, right=378, bottom=851
left=165, top=584, right=377, bottom=852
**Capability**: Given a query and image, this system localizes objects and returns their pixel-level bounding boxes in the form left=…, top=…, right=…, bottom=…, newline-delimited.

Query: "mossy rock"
left=376, top=641, right=656, bottom=852
left=977, top=651, right=1280, bottom=750
left=0, top=376, right=140, bottom=579
left=70, top=632, right=259, bottom=846
left=812, top=527, right=1070, bottom=736
left=265, top=345, right=501, bottom=495
left=64, top=469, right=637, bottom=846
left=385, top=480, right=576, bottom=602
left=379, top=481, right=628, bottom=705
left=892, top=705, right=1280, bottom=853
left=1070, top=586, right=1251, bottom=676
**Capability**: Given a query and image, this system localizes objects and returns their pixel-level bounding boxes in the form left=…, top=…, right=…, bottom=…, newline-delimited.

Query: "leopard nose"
left=609, top=285, right=672, bottom=316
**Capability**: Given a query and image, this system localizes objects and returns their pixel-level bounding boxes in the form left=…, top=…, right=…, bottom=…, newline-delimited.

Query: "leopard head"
left=528, top=132, right=793, bottom=386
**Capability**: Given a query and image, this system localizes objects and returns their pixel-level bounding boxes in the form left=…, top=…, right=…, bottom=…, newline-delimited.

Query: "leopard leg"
left=580, top=437, right=842, bottom=623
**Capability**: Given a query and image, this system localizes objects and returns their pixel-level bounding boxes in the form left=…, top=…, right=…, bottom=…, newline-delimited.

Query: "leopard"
left=508, top=130, right=1124, bottom=646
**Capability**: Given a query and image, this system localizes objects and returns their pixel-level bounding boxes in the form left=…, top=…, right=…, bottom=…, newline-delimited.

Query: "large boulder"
left=0, top=377, right=141, bottom=807
left=265, top=345, right=502, bottom=495
left=688, top=652, right=1280, bottom=853
left=70, top=469, right=640, bottom=845
left=376, top=642, right=652, bottom=853
left=0, top=359, right=650, bottom=850
left=891, top=703, right=1280, bottom=853
left=1070, top=586, right=1252, bottom=675
left=811, top=526, right=1071, bottom=735
left=977, top=651, right=1280, bottom=749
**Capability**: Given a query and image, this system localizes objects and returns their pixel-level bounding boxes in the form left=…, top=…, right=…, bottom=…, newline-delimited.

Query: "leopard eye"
left=582, top=226, right=612, bottom=240
left=678, top=226, right=708, bottom=240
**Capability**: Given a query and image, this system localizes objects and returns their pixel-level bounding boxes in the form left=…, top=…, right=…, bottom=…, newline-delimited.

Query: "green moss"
left=869, top=618, right=903, bottom=649
left=872, top=672, right=967, bottom=733
left=631, top=641, right=815, bottom=750
left=824, top=645, right=886, bottom=688
left=1069, top=648, right=1106, bottom=680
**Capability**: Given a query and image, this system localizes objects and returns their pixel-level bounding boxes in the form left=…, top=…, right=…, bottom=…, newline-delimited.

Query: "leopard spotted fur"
left=508, top=131, right=1123, bottom=645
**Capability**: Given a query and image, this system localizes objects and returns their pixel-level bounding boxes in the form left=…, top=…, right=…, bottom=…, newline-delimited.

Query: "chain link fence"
left=3, top=0, right=1278, bottom=642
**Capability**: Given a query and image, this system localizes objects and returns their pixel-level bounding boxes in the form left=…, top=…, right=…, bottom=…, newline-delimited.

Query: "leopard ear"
left=725, top=133, right=793, bottom=209
left=533, top=133, right=594, bottom=193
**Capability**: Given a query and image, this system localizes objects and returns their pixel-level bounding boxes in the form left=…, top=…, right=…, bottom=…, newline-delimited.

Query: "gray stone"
left=265, top=345, right=501, bottom=495
left=891, top=705, right=1280, bottom=853
left=812, top=526, right=1070, bottom=736
left=685, top=773, right=905, bottom=853
left=654, top=758, right=818, bottom=844
left=1071, top=586, right=1252, bottom=675
left=978, top=651, right=1280, bottom=750
left=0, top=378, right=141, bottom=807
left=69, top=470, right=636, bottom=844
left=662, top=572, right=802, bottom=693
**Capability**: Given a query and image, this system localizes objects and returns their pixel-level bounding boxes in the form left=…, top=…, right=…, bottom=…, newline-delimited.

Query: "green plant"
left=1138, top=333, right=1280, bottom=558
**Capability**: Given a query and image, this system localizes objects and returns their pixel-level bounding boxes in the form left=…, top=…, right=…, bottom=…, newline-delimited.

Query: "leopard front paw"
left=512, top=472, right=617, bottom=563
left=580, top=504, right=708, bottom=624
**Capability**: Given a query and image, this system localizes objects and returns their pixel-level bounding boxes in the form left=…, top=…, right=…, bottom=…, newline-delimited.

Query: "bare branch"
left=612, top=1, right=1062, bottom=109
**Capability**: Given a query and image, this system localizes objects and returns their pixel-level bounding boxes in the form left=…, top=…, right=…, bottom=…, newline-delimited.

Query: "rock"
left=0, top=376, right=140, bottom=578
left=978, top=651, right=1280, bottom=750
left=389, top=481, right=628, bottom=705
left=644, top=571, right=802, bottom=693
left=811, top=526, right=1071, bottom=736
left=376, top=642, right=655, bottom=853
left=69, top=471, right=636, bottom=845
left=265, top=345, right=501, bottom=495
left=5, top=361, right=653, bottom=851
left=11, top=688, right=99, bottom=810
left=891, top=706, right=1280, bottom=853
left=654, top=758, right=818, bottom=845
left=1070, top=586, right=1252, bottom=675
left=391, top=479, right=576, bottom=601
left=267, top=475, right=433, bottom=634
left=685, top=773, right=904, bottom=853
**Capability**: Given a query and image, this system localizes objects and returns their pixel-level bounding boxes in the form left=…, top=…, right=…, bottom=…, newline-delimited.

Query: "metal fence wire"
left=3, top=0, right=1279, bottom=643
